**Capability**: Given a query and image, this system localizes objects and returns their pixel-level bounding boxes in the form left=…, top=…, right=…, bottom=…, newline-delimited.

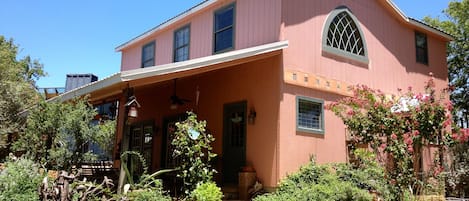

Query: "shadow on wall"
left=281, top=0, right=447, bottom=80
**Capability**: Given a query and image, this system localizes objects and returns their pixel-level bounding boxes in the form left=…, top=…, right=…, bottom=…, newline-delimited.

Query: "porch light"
left=125, top=96, right=141, bottom=118
left=248, top=108, right=257, bottom=125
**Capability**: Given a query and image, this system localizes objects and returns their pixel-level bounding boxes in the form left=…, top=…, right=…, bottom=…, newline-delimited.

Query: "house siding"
left=115, top=0, right=449, bottom=188
left=119, top=56, right=282, bottom=187
left=120, top=0, right=281, bottom=71
left=278, top=0, right=448, bottom=177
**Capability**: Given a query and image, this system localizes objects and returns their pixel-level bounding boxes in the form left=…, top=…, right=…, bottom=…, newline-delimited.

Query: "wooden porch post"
left=117, top=88, right=132, bottom=193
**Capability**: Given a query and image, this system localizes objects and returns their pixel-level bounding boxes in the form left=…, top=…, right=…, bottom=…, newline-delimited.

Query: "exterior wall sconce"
left=125, top=96, right=141, bottom=118
left=248, top=108, right=257, bottom=125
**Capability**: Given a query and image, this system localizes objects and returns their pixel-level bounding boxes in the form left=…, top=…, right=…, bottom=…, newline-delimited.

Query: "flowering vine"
left=327, top=77, right=466, bottom=197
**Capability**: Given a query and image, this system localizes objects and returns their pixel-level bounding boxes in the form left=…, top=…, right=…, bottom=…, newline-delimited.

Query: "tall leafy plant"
left=0, top=36, right=44, bottom=157
left=12, top=97, right=116, bottom=170
left=172, top=111, right=217, bottom=196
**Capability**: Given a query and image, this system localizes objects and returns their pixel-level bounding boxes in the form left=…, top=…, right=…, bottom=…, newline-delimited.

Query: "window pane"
left=415, top=32, right=428, bottom=64
left=326, top=11, right=365, bottom=56
left=215, top=7, right=234, bottom=31
left=298, top=99, right=322, bottom=130
left=174, top=26, right=190, bottom=62
left=142, top=42, right=154, bottom=67
left=214, top=28, right=233, bottom=52
left=143, top=60, right=154, bottom=67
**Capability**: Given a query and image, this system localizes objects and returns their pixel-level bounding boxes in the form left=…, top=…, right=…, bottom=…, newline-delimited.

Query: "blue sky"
left=0, top=0, right=451, bottom=88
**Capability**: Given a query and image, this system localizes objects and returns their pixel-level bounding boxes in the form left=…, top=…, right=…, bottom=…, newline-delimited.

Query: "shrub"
left=190, top=181, right=223, bottom=201
left=172, top=111, right=217, bottom=196
left=335, top=149, right=394, bottom=200
left=0, top=156, right=43, bottom=201
left=126, top=188, right=171, bottom=201
left=327, top=79, right=456, bottom=198
left=254, top=157, right=375, bottom=201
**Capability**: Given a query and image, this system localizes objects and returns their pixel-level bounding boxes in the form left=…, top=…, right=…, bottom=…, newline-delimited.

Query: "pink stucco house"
left=55, top=0, right=451, bottom=192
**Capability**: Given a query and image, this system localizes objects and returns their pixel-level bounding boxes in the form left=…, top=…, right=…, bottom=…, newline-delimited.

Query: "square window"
left=174, top=25, right=190, bottom=62
left=141, top=41, right=155, bottom=68
left=415, top=31, right=428, bottom=65
left=214, top=4, right=235, bottom=53
left=296, top=97, right=324, bottom=134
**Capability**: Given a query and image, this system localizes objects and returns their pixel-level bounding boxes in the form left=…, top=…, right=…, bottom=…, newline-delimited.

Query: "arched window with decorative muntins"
left=322, top=6, right=368, bottom=64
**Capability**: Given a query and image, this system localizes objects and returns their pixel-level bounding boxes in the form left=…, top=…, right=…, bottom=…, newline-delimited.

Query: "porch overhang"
left=50, top=40, right=289, bottom=103
left=122, top=40, right=288, bottom=88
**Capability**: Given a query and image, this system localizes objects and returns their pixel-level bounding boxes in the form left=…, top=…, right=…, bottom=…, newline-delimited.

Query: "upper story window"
left=141, top=41, right=155, bottom=68
left=174, top=25, right=190, bottom=62
left=322, top=6, right=368, bottom=64
left=214, top=3, right=235, bottom=53
left=415, top=31, right=428, bottom=65
left=296, top=96, right=324, bottom=134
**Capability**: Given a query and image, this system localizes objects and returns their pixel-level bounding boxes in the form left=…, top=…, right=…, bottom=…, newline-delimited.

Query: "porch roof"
left=51, top=40, right=289, bottom=103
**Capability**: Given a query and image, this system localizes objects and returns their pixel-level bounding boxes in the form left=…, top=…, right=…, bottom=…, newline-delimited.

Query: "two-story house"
left=55, top=0, right=452, bottom=191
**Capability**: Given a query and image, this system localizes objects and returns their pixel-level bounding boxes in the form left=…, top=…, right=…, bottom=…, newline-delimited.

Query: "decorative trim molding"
left=284, top=69, right=353, bottom=96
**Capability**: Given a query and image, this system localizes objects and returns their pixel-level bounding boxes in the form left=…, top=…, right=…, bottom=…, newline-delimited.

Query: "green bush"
left=126, top=188, right=171, bottom=201
left=0, top=156, right=43, bottom=201
left=336, top=149, right=394, bottom=200
left=190, top=181, right=223, bottom=201
left=254, top=152, right=395, bottom=201
left=172, top=111, right=217, bottom=196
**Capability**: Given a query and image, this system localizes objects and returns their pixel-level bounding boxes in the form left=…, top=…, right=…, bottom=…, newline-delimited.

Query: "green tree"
left=12, top=97, right=116, bottom=170
left=0, top=36, right=44, bottom=151
left=423, top=0, right=469, bottom=127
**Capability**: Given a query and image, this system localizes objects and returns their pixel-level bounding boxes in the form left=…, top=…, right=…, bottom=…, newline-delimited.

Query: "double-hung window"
left=141, top=41, right=155, bottom=68
left=214, top=4, right=235, bottom=53
left=174, top=25, right=190, bottom=62
left=415, top=31, right=428, bottom=65
left=296, top=97, right=324, bottom=134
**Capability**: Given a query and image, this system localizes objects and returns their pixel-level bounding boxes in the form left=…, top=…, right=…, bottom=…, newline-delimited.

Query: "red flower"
left=445, top=101, right=453, bottom=111
left=391, top=133, right=397, bottom=140
left=407, top=146, right=414, bottom=153
left=413, top=130, right=420, bottom=137
left=443, top=119, right=451, bottom=128
left=380, top=143, right=387, bottom=150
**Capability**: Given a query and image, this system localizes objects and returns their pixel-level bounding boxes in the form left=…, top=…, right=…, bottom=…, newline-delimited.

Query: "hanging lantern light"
left=125, top=96, right=141, bottom=118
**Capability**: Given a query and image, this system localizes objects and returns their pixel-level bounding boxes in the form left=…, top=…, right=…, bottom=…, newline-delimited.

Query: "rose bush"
left=327, top=77, right=466, bottom=198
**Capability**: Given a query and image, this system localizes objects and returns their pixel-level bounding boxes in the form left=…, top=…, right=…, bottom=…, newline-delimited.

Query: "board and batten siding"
left=120, top=0, right=281, bottom=71
left=278, top=0, right=449, bottom=179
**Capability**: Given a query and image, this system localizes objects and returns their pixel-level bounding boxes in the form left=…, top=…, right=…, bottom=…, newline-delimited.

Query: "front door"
left=223, top=101, right=247, bottom=184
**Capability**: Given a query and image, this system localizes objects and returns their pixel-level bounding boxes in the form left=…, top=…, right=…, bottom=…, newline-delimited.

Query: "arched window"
left=322, top=7, right=368, bottom=64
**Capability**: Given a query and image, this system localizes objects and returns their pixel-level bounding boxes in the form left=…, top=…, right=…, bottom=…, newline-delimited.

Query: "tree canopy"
left=0, top=36, right=44, bottom=153
left=12, top=97, right=116, bottom=170
left=423, top=0, right=469, bottom=127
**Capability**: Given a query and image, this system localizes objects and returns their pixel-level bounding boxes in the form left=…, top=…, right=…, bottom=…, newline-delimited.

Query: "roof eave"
left=384, top=0, right=453, bottom=41
left=115, top=0, right=218, bottom=52
left=408, top=18, right=454, bottom=41
left=53, top=41, right=289, bottom=103
left=121, top=40, right=289, bottom=81
left=48, top=73, right=123, bottom=103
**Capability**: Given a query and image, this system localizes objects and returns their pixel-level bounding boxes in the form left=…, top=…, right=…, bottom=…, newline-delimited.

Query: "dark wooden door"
left=128, top=121, right=154, bottom=181
left=161, top=114, right=187, bottom=169
left=223, top=101, right=247, bottom=184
